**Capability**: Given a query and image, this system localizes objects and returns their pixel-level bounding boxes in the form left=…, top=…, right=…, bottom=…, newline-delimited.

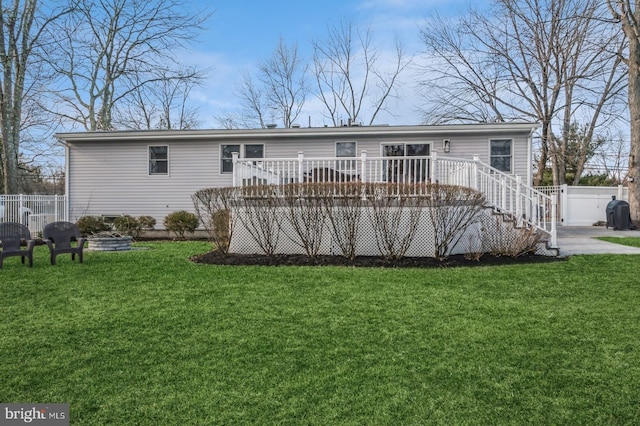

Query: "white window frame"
left=380, top=142, right=431, bottom=182
left=148, top=145, right=169, bottom=176
left=220, top=143, right=265, bottom=174
left=335, top=141, right=357, bottom=173
left=489, top=139, right=513, bottom=173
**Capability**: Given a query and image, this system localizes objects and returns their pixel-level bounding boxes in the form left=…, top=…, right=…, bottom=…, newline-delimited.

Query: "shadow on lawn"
left=190, top=250, right=567, bottom=268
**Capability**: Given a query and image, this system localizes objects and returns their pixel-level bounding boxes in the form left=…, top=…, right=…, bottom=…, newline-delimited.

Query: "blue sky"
left=183, top=0, right=486, bottom=127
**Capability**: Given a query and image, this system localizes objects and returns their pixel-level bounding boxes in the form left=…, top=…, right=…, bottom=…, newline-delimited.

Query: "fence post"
left=550, top=194, right=558, bottom=248
left=232, top=152, right=239, bottom=187
left=618, top=184, right=624, bottom=201
left=360, top=151, right=367, bottom=183
left=561, top=184, right=568, bottom=225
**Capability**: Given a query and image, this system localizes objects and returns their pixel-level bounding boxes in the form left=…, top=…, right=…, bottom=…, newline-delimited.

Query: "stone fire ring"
left=87, top=236, right=133, bottom=251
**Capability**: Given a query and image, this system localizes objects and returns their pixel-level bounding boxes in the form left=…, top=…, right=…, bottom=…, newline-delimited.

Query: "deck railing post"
left=430, top=151, right=437, bottom=183
left=472, top=155, right=480, bottom=191
left=298, top=151, right=304, bottom=183
left=515, top=176, right=522, bottom=224
left=360, top=151, right=367, bottom=183
left=501, top=177, right=507, bottom=212
left=232, top=152, right=239, bottom=187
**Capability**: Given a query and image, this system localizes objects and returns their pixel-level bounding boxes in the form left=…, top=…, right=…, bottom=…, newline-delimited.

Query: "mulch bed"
left=190, top=250, right=566, bottom=268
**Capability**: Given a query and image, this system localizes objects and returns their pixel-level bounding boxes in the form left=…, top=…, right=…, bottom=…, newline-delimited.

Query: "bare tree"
left=221, top=70, right=268, bottom=129
left=420, top=0, right=626, bottom=185
left=608, top=0, right=640, bottom=224
left=115, top=67, right=204, bottom=130
left=593, top=130, right=630, bottom=184
left=45, top=0, right=208, bottom=131
left=313, top=21, right=411, bottom=126
left=219, top=39, right=308, bottom=129
left=259, top=38, right=308, bottom=128
left=0, top=0, right=71, bottom=193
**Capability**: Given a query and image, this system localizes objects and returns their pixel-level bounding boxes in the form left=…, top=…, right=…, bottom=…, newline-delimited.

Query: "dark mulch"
left=190, top=250, right=566, bottom=268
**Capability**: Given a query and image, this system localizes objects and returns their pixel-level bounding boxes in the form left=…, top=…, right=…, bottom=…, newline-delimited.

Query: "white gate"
left=536, top=185, right=626, bottom=226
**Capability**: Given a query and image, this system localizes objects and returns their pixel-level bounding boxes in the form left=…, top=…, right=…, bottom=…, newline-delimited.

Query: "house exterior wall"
left=60, top=124, right=538, bottom=228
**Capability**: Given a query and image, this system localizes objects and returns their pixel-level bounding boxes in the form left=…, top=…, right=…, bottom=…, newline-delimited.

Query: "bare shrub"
left=192, top=187, right=238, bottom=255
left=235, top=185, right=284, bottom=257
left=463, top=226, right=485, bottom=261
left=365, top=183, right=427, bottom=260
left=281, top=183, right=329, bottom=258
left=482, top=214, right=543, bottom=257
left=321, top=182, right=365, bottom=260
left=424, top=184, right=486, bottom=260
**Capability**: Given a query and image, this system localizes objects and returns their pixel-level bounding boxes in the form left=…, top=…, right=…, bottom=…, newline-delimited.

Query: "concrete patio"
left=556, top=226, right=640, bottom=255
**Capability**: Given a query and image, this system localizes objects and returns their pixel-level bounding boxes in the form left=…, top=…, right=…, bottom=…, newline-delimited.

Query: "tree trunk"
left=628, top=33, right=640, bottom=225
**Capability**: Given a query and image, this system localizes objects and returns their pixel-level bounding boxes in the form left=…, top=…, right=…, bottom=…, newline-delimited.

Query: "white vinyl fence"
left=536, top=185, right=626, bottom=226
left=0, top=194, right=68, bottom=237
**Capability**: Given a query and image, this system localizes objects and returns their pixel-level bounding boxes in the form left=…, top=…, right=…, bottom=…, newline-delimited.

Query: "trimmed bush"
left=76, top=216, right=111, bottom=236
left=113, top=215, right=143, bottom=239
left=164, top=210, right=199, bottom=240
left=138, top=216, right=157, bottom=230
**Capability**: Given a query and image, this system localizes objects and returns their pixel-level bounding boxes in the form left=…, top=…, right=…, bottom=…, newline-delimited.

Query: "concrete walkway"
left=556, top=226, right=640, bottom=255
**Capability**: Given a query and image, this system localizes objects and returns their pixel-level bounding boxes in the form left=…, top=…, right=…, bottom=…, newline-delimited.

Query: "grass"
left=1, top=242, right=640, bottom=425
left=597, top=236, right=640, bottom=248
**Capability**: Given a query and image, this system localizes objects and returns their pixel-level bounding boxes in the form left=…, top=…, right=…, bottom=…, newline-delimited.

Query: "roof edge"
left=55, top=122, right=541, bottom=143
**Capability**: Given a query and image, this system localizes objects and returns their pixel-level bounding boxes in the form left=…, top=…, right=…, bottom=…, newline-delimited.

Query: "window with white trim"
left=336, top=141, right=356, bottom=172
left=221, top=143, right=264, bottom=173
left=382, top=143, right=430, bottom=182
left=149, top=146, right=168, bottom=175
left=490, top=139, right=512, bottom=173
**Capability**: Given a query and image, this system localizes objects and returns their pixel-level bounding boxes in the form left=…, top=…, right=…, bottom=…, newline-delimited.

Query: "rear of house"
left=56, top=123, right=538, bottom=228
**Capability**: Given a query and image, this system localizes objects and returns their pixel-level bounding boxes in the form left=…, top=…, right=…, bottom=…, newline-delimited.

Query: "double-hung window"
left=490, top=139, right=512, bottom=173
left=221, top=144, right=264, bottom=173
left=149, top=146, right=168, bottom=175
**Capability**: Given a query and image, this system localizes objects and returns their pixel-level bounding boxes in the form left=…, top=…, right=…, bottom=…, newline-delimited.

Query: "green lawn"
left=597, top=236, right=640, bottom=248
left=1, top=242, right=640, bottom=425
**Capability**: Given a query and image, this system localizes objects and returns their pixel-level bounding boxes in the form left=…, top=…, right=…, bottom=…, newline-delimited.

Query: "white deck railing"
left=0, top=194, right=68, bottom=237
left=232, top=151, right=557, bottom=247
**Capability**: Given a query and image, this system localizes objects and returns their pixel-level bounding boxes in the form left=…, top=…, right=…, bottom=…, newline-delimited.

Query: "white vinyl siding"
left=65, top=125, right=535, bottom=229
